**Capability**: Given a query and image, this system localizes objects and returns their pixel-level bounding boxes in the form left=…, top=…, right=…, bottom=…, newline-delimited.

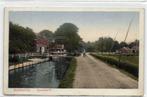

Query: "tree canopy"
left=54, top=23, right=82, bottom=52
left=37, top=30, right=53, bottom=41
left=85, top=37, right=139, bottom=53
left=9, top=22, right=138, bottom=54
left=95, top=37, right=114, bottom=52
left=9, top=22, right=36, bottom=54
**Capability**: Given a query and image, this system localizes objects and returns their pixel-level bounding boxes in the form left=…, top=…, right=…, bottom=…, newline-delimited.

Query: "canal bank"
left=9, top=58, right=49, bottom=70
left=9, top=56, right=74, bottom=88
left=59, top=58, right=77, bottom=88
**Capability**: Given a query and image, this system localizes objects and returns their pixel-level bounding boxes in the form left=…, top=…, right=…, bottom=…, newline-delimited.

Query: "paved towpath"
left=73, top=54, right=138, bottom=88
left=9, top=58, right=49, bottom=70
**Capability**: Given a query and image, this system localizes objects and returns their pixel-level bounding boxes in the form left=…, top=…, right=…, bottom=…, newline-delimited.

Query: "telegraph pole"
left=118, top=17, right=134, bottom=67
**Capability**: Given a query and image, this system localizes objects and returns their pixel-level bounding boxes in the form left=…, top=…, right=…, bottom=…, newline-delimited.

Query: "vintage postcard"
left=4, top=0, right=145, bottom=2
left=4, top=7, right=144, bottom=95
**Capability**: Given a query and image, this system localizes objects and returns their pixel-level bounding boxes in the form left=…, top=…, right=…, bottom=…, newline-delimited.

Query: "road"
left=73, top=54, right=138, bottom=88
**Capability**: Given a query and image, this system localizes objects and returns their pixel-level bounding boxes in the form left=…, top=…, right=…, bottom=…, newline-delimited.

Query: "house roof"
left=131, top=46, right=139, bottom=50
left=35, top=39, right=48, bottom=46
left=119, top=47, right=131, bottom=53
left=120, top=47, right=130, bottom=50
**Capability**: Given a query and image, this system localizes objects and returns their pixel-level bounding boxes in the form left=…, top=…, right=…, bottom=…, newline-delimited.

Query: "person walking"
left=83, top=49, right=86, bottom=57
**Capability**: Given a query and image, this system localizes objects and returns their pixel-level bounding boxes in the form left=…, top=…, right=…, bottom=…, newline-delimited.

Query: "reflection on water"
left=9, top=61, right=59, bottom=88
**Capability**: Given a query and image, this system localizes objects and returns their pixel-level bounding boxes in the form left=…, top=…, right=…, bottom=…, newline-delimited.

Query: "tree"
left=95, top=37, right=104, bottom=52
left=85, top=41, right=95, bottom=52
left=103, top=37, right=113, bottom=52
left=95, top=37, right=114, bottom=52
left=37, top=30, right=53, bottom=41
left=54, top=23, right=81, bottom=52
left=119, top=42, right=128, bottom=48
left=111, top=41, right=120, bottom=52
left=9, top=22, right=36, bottom=54
left=128, top=39, right=139, bottom=48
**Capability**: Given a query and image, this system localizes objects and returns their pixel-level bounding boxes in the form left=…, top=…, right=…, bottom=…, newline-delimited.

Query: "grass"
left=90, top=53, right=139, bottom=78
left=99, top=55, right=139, bottom=67
left=59, top=58, right=77, bottom=88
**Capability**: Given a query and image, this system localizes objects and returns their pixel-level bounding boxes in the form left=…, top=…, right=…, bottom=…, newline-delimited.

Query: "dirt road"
left=73, top=54, right=138, bottom=88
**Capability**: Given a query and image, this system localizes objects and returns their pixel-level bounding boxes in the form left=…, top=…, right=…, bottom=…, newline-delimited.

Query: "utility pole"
left=101, top=37, right=103, bottom=55
left=118, top=17, right=134, bottom=67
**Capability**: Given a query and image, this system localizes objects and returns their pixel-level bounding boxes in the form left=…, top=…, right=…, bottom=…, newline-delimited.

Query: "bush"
left=90, top=54, right=138, bottom=77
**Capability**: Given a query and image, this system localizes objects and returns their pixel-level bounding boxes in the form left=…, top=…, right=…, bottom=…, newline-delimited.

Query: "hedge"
left=90, top=54, right=138, bottom=77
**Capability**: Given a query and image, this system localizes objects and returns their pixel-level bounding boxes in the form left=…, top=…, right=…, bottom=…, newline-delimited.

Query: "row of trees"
left=10, top=21, right=138, bottom=54
left=9, top=22, right=36, bottom=54
left=9, top=22, right=82, bottom=54
left=85, top=37, right=139, bottom=52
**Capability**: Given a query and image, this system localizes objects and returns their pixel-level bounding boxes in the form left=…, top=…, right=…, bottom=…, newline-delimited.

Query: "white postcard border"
left=4, top=7, right=145, bottom=96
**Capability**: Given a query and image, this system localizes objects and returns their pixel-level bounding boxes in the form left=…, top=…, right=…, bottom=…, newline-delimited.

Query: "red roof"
left=119, top=47, right=131, bottom=53
left=35, top=39, right=48, bottom=46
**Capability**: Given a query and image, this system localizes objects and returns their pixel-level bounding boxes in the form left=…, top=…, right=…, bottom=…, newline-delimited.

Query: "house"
left=116, top=45, right=139, bottom=55
left=131, top=45, right=139, bottom=54
left=49, top=43, right=66, bottom=56
left=49, top=36, right=67, bottom=56
left=35, top=39, right=49, bottom=54
left=35, top=37, right=67, bottom=56
left=116, top=47, right=132, bottom=55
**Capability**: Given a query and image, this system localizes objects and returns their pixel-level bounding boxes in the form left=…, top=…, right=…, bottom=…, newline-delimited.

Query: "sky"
left=9, top=11, right=139, bottom=43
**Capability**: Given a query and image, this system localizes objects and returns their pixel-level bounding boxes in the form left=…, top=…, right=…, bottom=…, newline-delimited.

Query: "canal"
left=9, top=61, right=60, bottom=88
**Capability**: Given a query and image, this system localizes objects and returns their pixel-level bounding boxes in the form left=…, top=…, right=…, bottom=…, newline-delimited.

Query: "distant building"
left=35, top=39, right=49, bottom=54
left=50, top=36, right=67, bottom=56
left=116, top=45, right=139, bottom=55
left=131, top=45, right=139, bottom=54
left=35, top=38, right=66, bottom=56
left=116, top=47, right=132, bottom=55
left=49, top=43, right=66, bottom=56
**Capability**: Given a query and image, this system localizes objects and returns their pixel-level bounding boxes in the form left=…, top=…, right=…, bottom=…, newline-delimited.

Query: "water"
left=9, top=61, right=59, bottom=88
